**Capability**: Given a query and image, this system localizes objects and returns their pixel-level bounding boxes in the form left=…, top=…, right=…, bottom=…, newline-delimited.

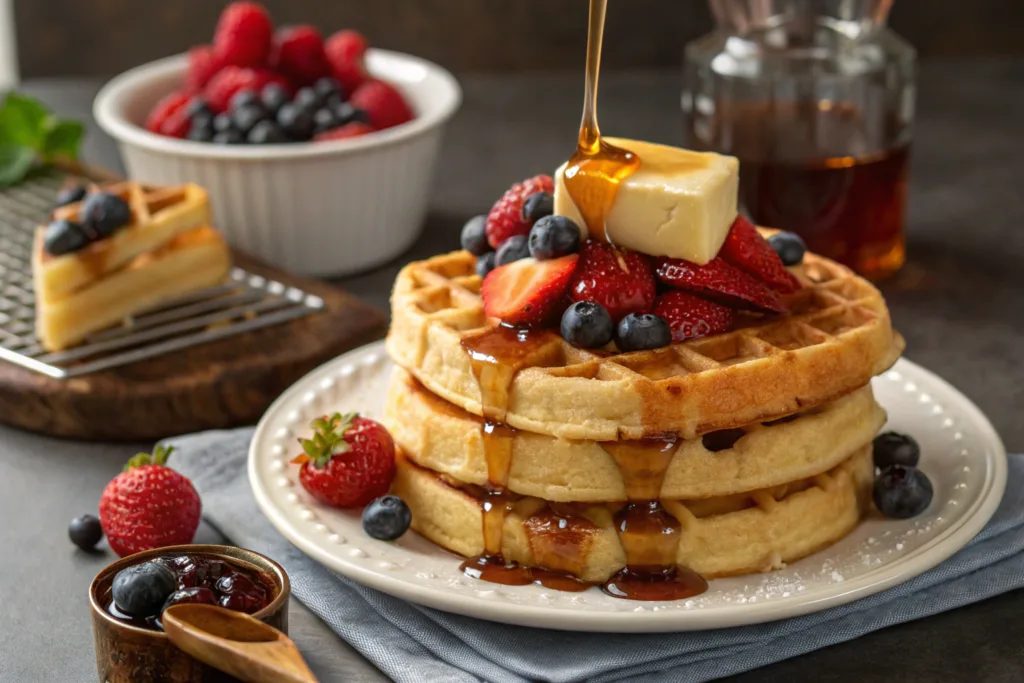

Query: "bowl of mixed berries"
left=93, top=2, right=461, bottom=276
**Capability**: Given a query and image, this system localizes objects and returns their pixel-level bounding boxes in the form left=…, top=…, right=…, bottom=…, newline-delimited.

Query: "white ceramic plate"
left=249, top=341, right=1007, bottom=632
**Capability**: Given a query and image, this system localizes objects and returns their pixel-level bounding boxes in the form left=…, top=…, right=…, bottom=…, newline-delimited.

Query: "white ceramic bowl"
left=94, top=50, right=461, bottom=276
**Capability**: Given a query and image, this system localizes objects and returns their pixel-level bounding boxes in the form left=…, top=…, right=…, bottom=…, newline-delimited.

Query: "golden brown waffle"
left=386, top=244, right=904, bottom=440
left=393, top=445, right=874, bottom=582
left=385, top=367, right=885, bottom=501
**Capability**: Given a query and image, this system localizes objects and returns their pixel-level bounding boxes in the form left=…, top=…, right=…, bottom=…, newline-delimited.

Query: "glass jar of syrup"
left=684, top=0, right=915, bottom=280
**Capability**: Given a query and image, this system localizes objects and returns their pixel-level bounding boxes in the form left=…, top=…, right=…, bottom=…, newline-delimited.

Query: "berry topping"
left=325, top=29, right=370, bottom=94
left=185, top=45, right=224, bottom=94
left=68, top=514, right=104, bottom=551
left=460, top=215, right=490, bottom=256
left=349, top=80, right=414, bottom=131
left=522, top=191, right=554, bottom=222
left=873, top=432, right=921, bottom=469
left=291, top=413, right=396, bottom=509
left=495, top=234, right=530, bottom=266
left=654, top=256, right=786, bottom=313
left=260, top=82, right=290, bottom=114
left=80, top=192, right=132, bottom=240
left=652, top=290, right=735, bottom=342
left=569, top=241, right=656, bottom=322
left=560, top=300, right=614, bottom=349
left=162, top=587, right=218, bottom=613
left=616, top=313, right=672, bottom=352
left=205, top=66, right=285, bottom=114
left=215, top=572, right=268, bottom=613
left=269, top=24, right=330, bottom=87
left=98, top=446, right=202, bottom=558
left=362, top=495, right=413, bottom=541
left=484, top=175, right=554, bottom=249
left=112, top=561, right=177, bottom=618
left=276, top=102, right=315, bottom=140
left=767, top=231, right=807, bottom=266
left=144, top=90, right=191, bottom=138
left=874, top=465, right=933, bottom=519
left=312, top=122, right=375, bottom=141
left=247, top=119, right=288, bottom=144
left=44, top=219, right=89, bottom=256
left=54, top=183, right=88, bottom=208
left=475, top=252, right=496, bottom=278
left=481, top=254, right=579, bottom=326
left=719, top=215, right=802, bottom=293
left=529, top=215, right=582, bottom=261
left=213, top=2, right=273, bottom=68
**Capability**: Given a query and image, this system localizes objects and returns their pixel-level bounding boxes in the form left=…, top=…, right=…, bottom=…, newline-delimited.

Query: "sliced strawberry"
left=654, top=256, right=786, bottom=313
left=653, top=290, right=735, bottom=342
left=569, top=241, right=656, bottom=322
left=719, top=215, right=802, bottom=293
left=481, top=254, right=579, bottom=326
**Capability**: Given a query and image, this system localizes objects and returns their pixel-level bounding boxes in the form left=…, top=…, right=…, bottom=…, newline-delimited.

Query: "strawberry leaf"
left=301, top=411, right=359, bottom=468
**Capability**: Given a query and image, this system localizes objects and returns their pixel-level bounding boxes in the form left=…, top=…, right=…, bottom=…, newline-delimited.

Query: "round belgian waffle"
left=392, top=445, right=874, bottom=582
left=384, top=367, right=886, bottom=502
left=386, top=243, right=904, bottom=440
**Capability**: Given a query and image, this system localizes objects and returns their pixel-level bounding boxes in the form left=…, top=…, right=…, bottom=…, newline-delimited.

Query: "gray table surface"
left=1, top=60, right=1023, bottom=682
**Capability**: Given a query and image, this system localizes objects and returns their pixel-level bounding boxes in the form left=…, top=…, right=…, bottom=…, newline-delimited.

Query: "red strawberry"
left=719, top=215, right=802, bottom=293
left=184, top=45, right=224, bottom=93
left=653, top=290, right=735, bottom=342
left=269, top=25, right=330, bottom=88
left=291, top=413, right=396, bottom=509
left=484, top=175, right=555, bottom=249
left=204, top=66, right=286, bottom=113
left=654, top=256, right=786, bottom=313
left=324, top=29, right=370, bottom=94
left=214, top=1, right=273, bottom=68
left=144, top=91, right=191, bottom=138
left=98, top=446, right=202, bottom=558
left=313, top=122, right=375, bottom=141
left=349, top=80, right=414, bottom=131
left=569, top=241, right=657, bottom=322
left=481, top=254, right=579, bottom=326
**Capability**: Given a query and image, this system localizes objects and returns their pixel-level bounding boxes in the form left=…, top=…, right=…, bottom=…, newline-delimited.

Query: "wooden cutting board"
left=0, top=251, right=387, bottom=441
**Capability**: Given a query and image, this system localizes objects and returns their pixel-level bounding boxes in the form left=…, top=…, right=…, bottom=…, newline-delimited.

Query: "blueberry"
left=232, top=103, right=266, bottom=136
left=229, top=89, right=261, bottom=113
left=55, top=183, right=87, bottom=208
left=312, top=107, right=340, bottom=134
left=362, top=495, right=412, bottom=541
left=260, top=83, right=290, bottom=114
left=460, top=215, right=490, bottom=256
left=476, top=252, right=496, bottom=278
left=247, top=120, right=288, bottom=144
left=314, top=77, right=344, bottom=102
left=276, top=103, right=315, bottom=141
left=212, top=113, right=234, bottom=133
left=767, top=231, right=806, bottom=266
left=495, top=234, right=530, bottom=266
left=560, top=301, right=614, bottom=349
left=212, top=129, right=245, bottom=144
left=112, top=561, right=177, bottom=618
left=80, top=192, right=132, bottom=239
left=44, top=219, right=89, bottom=255
left=188, top=122, right=214, bottom=143
left=873, top=431, right=920, bottom=469
left=68, top=514, right=103, bottom=551
left=521, top=191, right=554, bottom=222
left=528, top=215, right=581, bottom=260
left=874, top=465, right=933, bottom=519
left=293, top=87, right=321, bottom=114
left=186, top=97, right=212, bottom=120
left=617, top=313, right=672, bottom=352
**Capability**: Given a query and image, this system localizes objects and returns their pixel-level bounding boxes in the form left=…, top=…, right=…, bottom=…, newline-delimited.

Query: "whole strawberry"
left=485, top=175, right=555, bottom=249
left=99, top=446, right=201, bottom=558
left=214, top=1, right=273, bottom=68
left=205, top=66, right=286, bottom=113
left=270, top=25, right=331, bottom=88
left=292, top=413, right=396, bottom=509
left=324, top=29, right=370, bottom=94
left=185, top=45, right=224, bottom=93
left=349, top=80, right=414, bottom=131
left=144, top=91, right=191, bottom=138
left=569, top=240, right=657, bottom=322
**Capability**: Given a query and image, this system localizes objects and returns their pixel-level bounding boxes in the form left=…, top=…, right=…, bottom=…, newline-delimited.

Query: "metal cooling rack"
left=0, top=169, right=324, bottom=379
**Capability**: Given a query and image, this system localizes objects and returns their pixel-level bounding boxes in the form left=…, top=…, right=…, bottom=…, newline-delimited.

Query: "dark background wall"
left=14, top=0, right=1024, bottom=78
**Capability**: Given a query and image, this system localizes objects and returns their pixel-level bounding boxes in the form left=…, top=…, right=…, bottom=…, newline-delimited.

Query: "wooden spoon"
left=163, top=604, right=318, bottom=683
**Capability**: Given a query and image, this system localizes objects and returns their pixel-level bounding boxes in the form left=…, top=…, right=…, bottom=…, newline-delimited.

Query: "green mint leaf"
left=42, top=120, right=84, bottom=161
left=0, top=93, right=52, bottom=149
left=0, top=145, right=37, bottom=187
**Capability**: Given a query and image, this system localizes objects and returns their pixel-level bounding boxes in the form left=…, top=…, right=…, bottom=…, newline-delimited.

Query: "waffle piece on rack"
left=386, top=241, right=903, bottom=441
left=33, top=182, right=231, bottom=351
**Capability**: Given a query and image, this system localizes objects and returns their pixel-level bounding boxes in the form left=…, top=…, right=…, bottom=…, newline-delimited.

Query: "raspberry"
left=269, top=25, right=330, bottom=88
left=214, top=2, right=273, bottom=68
left=325, top=29, right=370, bottom=94
left=144, top=90, right=192, bottom=138
left=484, top=175, right=555, bottom=249
left=313, top=122, right=375, bottom=141
left=204, top=66, right=286, bottom=113
left=184, top=45, right=224, bottom=93
left=348, top=80, right=413, bottom=131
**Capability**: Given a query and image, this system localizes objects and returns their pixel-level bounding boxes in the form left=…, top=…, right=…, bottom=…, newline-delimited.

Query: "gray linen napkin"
left=170, top=428, right=1024, bottom=683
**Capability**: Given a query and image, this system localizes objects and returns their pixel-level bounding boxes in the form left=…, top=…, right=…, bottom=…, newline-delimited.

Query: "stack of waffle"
left=383, top=244, right=903, bottom=588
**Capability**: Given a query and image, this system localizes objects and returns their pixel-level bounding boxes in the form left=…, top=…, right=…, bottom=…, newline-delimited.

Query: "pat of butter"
left=553, top=138, right=739, bottom=264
